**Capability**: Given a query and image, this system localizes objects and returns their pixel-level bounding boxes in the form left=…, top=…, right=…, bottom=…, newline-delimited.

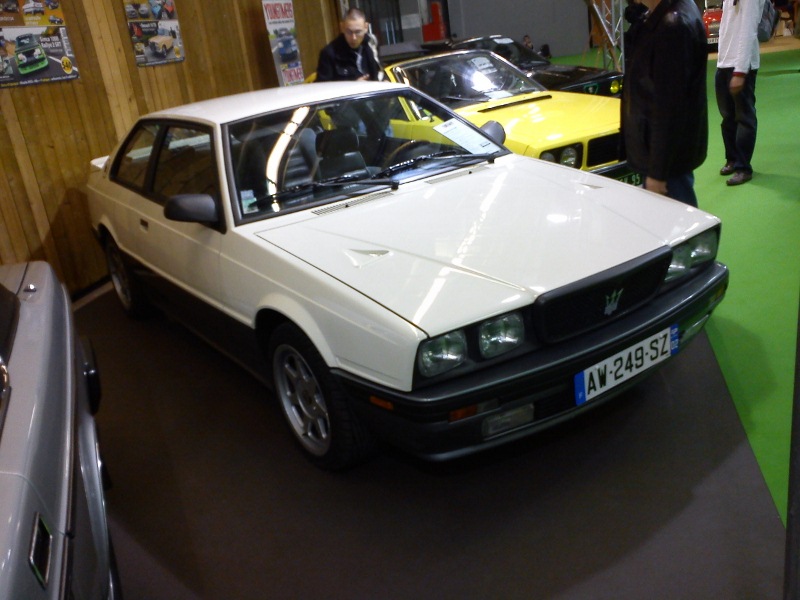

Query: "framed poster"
left=0, top=1, right=79, bottom=88
left=262, top=1, right=304, bottom=86
left=123, top=1, right=184, bottom=67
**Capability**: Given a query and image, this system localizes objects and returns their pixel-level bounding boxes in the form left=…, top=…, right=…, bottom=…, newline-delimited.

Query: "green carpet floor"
left=699, top=47, right=800, bottom=523
left=555, top=45, right=800, bottom=522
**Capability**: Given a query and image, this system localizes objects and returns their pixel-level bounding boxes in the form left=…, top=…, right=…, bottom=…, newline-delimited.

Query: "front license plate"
left=616, top=170, right=643, bottom=186
left=574, top=325, right=678, bottom=405
left=592, top=163, right=643, bottom=186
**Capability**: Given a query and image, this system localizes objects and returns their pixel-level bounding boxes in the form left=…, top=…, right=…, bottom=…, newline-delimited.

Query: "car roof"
left=146, top=81, right=407, bottom=126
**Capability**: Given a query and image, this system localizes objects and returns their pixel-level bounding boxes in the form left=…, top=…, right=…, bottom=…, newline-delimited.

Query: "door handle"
left=139, top=219, right=149, bottom=231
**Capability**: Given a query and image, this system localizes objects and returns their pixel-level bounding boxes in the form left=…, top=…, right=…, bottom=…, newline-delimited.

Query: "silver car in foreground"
left=0, top=261, right=120, bottom=599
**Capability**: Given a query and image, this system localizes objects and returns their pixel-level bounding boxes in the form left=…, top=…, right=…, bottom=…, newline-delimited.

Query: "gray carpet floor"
left=75, top=288, right=786, bottom=599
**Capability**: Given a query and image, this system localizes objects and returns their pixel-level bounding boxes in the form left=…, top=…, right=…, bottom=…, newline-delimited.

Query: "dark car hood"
left=526, top=63, right=615, bottom=90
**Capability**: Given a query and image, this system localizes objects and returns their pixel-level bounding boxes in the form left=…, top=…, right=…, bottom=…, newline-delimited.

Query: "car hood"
left=453, top=91, right=620, bottom=155
left=527, top=64, right=615, bottom=90
left=256, top=155, right=715, bottom=335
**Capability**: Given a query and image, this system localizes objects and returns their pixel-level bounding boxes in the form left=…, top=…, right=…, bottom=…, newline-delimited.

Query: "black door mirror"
left=481, top=120, right=506, bottom=145
left=164, top=194, right=219, bottom=224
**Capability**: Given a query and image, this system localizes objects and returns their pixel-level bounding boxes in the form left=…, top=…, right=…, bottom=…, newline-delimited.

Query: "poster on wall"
left=262, top=1, right=304, bottom=86
left=0, top=1, right=79, bottom=88
left=123, top=1, right=184, bottom=67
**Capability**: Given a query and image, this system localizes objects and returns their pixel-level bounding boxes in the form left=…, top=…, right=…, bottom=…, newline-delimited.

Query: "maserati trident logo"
left=604, top=288, right=624, bottom=316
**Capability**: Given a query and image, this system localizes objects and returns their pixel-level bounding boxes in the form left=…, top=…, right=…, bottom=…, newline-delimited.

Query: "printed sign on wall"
left=0, top=1, right=79, bottom=88
left=123, top=1, right=184, bottom=67
left=262, top=1, right=304, bottom=86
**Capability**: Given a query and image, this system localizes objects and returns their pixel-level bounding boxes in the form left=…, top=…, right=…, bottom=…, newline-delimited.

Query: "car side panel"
left=88, top=164, right=141, bottom=259
left=129, top=194, right=222, bottom=306
left=0, top=262, right=113, bottom=598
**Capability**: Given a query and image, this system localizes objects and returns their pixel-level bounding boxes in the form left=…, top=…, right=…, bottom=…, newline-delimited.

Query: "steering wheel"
left=381, top=140, right=429, bottom=170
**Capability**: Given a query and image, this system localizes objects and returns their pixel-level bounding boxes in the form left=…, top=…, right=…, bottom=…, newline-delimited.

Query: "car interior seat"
left=281, top=127, right=318, bottom=188
left=232, top=124, right=284, bottom=200
left=315, top=128, right=370, bottom=180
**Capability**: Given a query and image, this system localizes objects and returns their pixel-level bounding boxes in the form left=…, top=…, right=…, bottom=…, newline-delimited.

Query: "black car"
left=451, top=35, right=624, bottom=97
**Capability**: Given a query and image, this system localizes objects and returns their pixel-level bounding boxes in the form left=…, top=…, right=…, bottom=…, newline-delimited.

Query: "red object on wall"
left=422, top=1, right=447, bottom=42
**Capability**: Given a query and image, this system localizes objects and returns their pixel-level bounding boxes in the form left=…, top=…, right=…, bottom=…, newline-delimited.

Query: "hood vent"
left=313, top=190, right=393, bottom=216
left=425, top=165, right=487, bottom=184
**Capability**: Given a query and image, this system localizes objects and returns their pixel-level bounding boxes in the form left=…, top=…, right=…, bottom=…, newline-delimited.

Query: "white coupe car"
left=88, top=81, right=729, bottom=469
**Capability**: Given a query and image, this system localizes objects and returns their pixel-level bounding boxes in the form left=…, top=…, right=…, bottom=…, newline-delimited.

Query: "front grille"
left=532, top=247, right=672, bottom=344
left=586, top=133, right=623, bottom=167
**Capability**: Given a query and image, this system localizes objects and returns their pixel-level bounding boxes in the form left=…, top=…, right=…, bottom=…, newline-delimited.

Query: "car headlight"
left=665, top=229, right=718, bottom=283
left=417, top=330, right=467, bottom=377
left=560, top=146, right=579, bottom=167
left=610, top=79, right=622, bottom=95
left=539, top=145, right=582, bottom=168
left=17, top=53, right=25, bottom=62
left=478, top=313, right=524, bottom=359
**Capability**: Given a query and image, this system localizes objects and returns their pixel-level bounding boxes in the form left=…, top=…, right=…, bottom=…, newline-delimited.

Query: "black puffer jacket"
left=621, top=0, right=708, bottom=180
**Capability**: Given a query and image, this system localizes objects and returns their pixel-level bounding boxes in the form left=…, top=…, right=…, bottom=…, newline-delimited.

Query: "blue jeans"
left=666, top=172, right=697, bottom=207
left=715, top=67, right=758, bottom=174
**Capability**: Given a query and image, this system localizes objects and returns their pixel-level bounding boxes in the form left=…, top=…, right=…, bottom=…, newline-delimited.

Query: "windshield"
left=389, top=51, right=546, bottom=110
left=227, top=88, right=505, bottom=222
left=454, top=37, right=550, bottom=68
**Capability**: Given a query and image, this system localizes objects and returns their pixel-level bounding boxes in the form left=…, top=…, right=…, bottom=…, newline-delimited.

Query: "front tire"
left=104, top=236, right=149, bottom=318
left=269, top=323, right=374, bottom=470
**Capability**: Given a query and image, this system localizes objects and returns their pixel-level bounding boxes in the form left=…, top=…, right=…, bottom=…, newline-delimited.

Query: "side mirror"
left=481, top=120, right=506, bottom=145
left=164, top=194, right=219, bottom=224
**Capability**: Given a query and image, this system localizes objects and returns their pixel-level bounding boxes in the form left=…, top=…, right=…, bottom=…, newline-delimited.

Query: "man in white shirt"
left=715, top=0, right=764, bottom=186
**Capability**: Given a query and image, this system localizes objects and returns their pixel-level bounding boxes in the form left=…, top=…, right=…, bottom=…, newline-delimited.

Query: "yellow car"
left=385, top=49, right=639, bottom=184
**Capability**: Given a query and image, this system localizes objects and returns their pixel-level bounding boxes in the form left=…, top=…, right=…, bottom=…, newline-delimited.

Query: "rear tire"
left=269, top=323, right=374, bottom=470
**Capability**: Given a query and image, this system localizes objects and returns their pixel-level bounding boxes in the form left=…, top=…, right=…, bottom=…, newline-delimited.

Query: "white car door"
left=125, top=123, right=222, bottom=305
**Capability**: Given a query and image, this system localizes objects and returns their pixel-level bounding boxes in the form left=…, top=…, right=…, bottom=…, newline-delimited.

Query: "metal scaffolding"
left=584, top=0, right=627, bottom=72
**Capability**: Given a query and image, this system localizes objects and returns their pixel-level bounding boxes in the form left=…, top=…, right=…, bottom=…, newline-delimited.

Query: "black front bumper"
left=334, top=262, right=729, bottom=461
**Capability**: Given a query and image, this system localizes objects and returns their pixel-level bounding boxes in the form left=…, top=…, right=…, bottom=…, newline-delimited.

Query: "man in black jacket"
left=621, top=0, right=708, bottom=206
left=316, top=8, right=382, bottom=82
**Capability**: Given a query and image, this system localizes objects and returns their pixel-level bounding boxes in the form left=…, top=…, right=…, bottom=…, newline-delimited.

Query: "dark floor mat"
left=76, top=289, right=785, bottom=599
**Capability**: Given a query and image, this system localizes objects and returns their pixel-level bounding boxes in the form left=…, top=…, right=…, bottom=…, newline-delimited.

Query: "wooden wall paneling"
left=232, top=0, right=257, bottom=92
left=0, top=120, right=30, bottom=263
left=175, top=0, right=212, bottom=103
left=65, top=2, right=124, bottom=286
left=240, top=0, right=280, bottom=89
left=40, top=82, right=99, bottom=289
left=83, top=0, right=142, bottom=139
left=296, top=0, right=340, bottom=78
left=65, top=1, right=120, bottom=159
left=202, top=0, right=261, bottom=97
left=0, top=92, right=64, bottom=277
left=23, top=87, right=73, bottom=281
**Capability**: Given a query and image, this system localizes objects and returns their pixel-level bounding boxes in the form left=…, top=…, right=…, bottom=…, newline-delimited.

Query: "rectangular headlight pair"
left=417, top=312, right=525, bottom=378
left=665, top=229, right=718, bottom=283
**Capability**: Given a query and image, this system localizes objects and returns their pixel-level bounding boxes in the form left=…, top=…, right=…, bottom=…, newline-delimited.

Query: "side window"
left=113, top=122, right=160, bottom=189
left=152, top=125, right=220, bottom=204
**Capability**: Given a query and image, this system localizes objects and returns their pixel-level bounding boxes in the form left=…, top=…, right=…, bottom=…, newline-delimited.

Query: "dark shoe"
left=726, top=171, right=753, bottom=186
left=719, top=162, right=736, bottom=176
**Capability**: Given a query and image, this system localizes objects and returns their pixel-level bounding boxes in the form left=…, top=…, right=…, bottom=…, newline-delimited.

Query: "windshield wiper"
left=374, top=150, right=499, bottom=179
left=267, top=174, right=398, bottom=201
